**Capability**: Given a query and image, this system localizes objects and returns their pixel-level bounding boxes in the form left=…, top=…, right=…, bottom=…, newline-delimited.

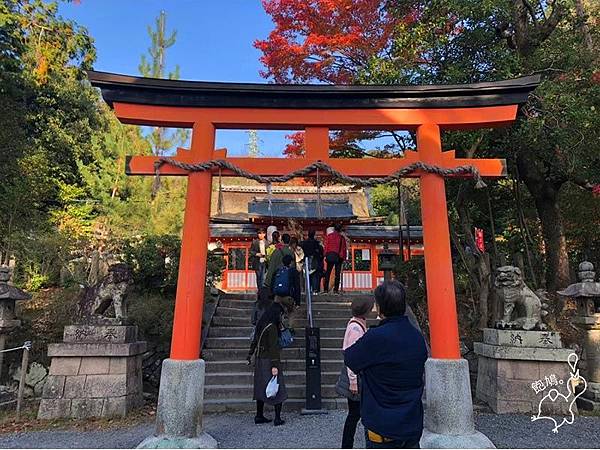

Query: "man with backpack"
left=264, top=233, right=294, bottom=291
left=270, top=254, right=297, bottom=337
left=271, top=254, right=298, bottom=301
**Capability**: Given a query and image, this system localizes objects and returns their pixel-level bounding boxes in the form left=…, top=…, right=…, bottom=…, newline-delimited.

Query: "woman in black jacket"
left=247, top=301, right=289, bottom=426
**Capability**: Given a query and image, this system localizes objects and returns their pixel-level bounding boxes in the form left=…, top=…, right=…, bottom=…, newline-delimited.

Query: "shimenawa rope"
left=150, top=157, right=487, bottom=198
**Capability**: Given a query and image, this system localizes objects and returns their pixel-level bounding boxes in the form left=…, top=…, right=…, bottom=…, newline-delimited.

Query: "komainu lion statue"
left=495, top=265, right=549, bottom=330
left=77, top=263, right=133, bottom=325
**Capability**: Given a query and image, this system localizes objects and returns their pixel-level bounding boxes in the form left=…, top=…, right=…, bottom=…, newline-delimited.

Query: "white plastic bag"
left=266, top=375, right=279, bottom=398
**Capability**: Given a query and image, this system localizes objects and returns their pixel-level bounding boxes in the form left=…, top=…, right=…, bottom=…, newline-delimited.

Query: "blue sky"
left=59, top=0, right=271, bottom=82
left=58, top=0, right=295, bottom=155
left=58, top=0, right=400, bottom=156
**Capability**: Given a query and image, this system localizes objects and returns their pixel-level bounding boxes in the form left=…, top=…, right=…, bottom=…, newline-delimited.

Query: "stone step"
left=310, top=293, right=373, bottom=302
left=204, top=383, right=339, bottom=400
left=204, top=397, right=346, bottom=413
left=204, top=336, right=343, bottom=350
left=221, top=292, right=256, bottom=301
left=207, top=326, right=347, bottom=339
left=218, top=298, right=354, bottom=310
left=291, top=317, right=378, bottom=328
left=214, top=306, right=363, bottom=320
left=212, top=316, right=253, bottom=327
left=203, top=347, right=343, bottom=361
left=218, top=299, right=255, bottom=310
left=309, top=303, right=355, bottom=311
left=213, top=316, right=369, bottom=328
left=220, top=291, right=371, bottom=301
left=214, top=307, right=254, bottom=318
left=310, top=309, right=374, bottom=319
left=205, top=359, right=344, bottom=373
left=205, top=371, right=340, bottom=385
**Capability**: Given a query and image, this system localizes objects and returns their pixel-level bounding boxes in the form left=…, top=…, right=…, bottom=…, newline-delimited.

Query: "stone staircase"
left=203, top=291, right=374, bottom=412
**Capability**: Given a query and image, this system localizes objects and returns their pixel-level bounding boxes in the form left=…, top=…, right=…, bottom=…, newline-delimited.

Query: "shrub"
left=121, top=234, right=225, bottom=294
left=121, top=234, right=180, bottom=293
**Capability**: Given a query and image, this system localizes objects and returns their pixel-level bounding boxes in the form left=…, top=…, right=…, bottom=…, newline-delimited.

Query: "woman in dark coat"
left=247, top=301, right=289, bottom=426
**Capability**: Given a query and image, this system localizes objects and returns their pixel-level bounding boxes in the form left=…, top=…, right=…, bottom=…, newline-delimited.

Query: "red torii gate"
left=88, top=71, right=538, bottom=446
left=88, top=71, right=539, bottom=361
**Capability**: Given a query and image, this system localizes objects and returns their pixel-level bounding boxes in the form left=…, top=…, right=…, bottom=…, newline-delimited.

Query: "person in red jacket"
left=323, top=224, right=347, bottom=294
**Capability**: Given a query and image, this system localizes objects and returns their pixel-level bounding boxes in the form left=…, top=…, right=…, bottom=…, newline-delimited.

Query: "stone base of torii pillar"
left=421, top=359, right=495, bottom=449
left=137, top=359, right=217, bottom=449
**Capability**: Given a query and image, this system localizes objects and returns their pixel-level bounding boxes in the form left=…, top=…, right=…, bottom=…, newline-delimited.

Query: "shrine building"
left=208, top=180, right=422, bottom=291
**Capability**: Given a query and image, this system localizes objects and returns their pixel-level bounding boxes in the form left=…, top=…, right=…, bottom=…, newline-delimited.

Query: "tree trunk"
left=517, top=153, right=570, bottom=291
left=534, top=193, right=570, bottom=290
left=454, top=184, right=492, bottom=327
left=478, top=252, right=492, bottom=329
left=575, top=0, right=594, bottom=52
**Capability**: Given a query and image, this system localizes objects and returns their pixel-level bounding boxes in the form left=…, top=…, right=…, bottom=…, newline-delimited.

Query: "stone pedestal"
left=475, top=328, right=574, bottom=414
left=421, top=358, right=495, bottom=449
left=38, top=325, right=146, bottom=419
left=137, top=359, right=217, bottom=449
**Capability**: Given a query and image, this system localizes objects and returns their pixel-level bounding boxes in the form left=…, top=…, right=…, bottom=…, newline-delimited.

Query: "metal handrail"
left=304, top=257, right=314, bottom=328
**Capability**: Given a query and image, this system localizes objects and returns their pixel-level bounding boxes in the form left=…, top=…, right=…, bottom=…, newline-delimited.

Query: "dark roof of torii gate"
left=87, top=70, right=540, bottom=110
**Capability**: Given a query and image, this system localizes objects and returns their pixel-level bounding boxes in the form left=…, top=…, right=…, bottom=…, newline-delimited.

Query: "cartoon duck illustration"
left=531, top=353, right=588, bottom=433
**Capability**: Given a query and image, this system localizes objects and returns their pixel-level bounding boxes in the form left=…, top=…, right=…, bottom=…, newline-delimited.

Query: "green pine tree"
left=139, top=10, right=188, bottom=156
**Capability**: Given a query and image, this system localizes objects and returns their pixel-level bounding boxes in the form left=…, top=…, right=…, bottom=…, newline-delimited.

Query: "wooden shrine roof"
left=210, top=182, right=371, bottom=218
left=209, top=223, right=423, bottom=241
left=87, top=71, right=540, bottom=110
left=248, top=198, right=356, bottom=220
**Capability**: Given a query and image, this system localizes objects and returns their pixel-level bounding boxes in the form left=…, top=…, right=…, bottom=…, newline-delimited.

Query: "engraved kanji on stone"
left=72, top=327, right=92, bottom=341
left=510, top=333, right=523, bottom=345
left=539, top=333, right=553, bottom=346
left=104, top=328, right=117, bottom=341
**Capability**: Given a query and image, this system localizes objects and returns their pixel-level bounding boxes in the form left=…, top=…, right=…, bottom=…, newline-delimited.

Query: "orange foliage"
left=34, top=52, right=49, bottom=83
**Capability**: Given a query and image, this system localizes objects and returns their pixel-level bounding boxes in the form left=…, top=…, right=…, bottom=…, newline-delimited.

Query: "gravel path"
left=0, top=411, right=599, bottom=448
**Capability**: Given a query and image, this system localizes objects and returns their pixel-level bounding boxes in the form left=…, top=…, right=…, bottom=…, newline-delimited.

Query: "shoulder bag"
left=335, top=319, right=367, bottom=402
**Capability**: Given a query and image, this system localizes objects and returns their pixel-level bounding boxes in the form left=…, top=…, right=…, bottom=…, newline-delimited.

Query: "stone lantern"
left=0, top=266, right=31, bottom=377
left=378, top=243, right=397, bottom=282
left=558, top=261, right=600, bottom=411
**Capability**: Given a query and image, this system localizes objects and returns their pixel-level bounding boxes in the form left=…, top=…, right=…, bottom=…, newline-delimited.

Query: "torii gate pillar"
left=170, top=123, right=215, bottom=361
left=138, top=123, right=218, bottom=449
left=417, top=124, right=494, bottom=447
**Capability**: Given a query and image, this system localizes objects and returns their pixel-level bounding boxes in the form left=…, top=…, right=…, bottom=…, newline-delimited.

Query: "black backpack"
left=273, top=266, right=292, bottom=296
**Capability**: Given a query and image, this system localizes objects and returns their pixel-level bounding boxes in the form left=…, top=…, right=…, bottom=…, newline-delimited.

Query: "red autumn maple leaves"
left=254, top=0, right=397, bottom=84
